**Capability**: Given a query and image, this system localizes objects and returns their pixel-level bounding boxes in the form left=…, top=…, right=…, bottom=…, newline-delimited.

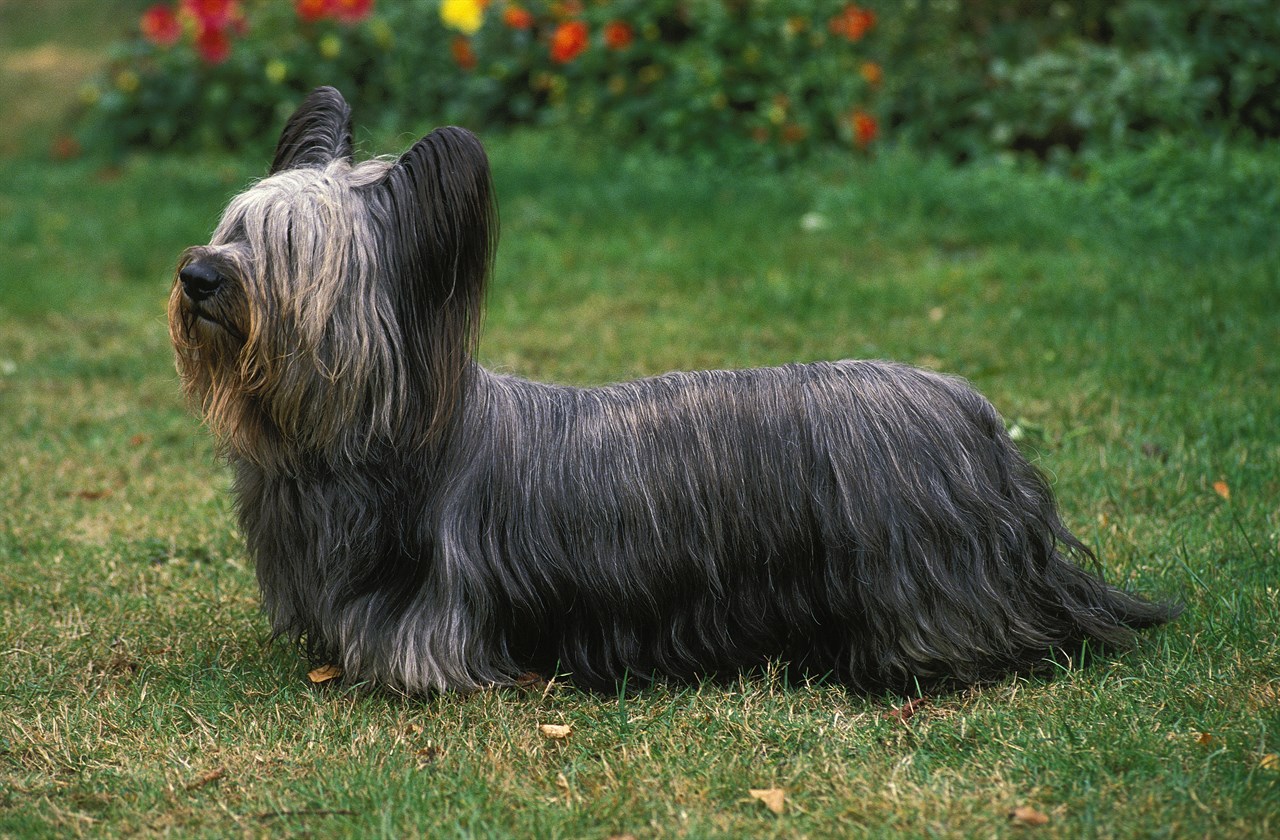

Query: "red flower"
left=850, top=109, right=878, bottom=148
left=295, top=0, right=332, bottom=22
left=332, top=0, right=374, bottom=24
left=603, top=20, right=633, bottom=50
left=140, top=4, right=182, bottom=47
left=183, top=0, right=240, bottom=29
left=503, top=4, right=534, bottom=30
left=195, top=22, right=232, bottom=63
left=549, top=19, right=588, bottom=63
left=829, top=4, right=876, bottom=42
left=451, top=35, right=477, bottom=71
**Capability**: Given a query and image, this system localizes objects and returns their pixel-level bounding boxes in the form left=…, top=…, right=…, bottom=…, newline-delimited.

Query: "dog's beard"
left=167, top=280, right=269, bottom=457
left=182, top=301, right=246, bottom=344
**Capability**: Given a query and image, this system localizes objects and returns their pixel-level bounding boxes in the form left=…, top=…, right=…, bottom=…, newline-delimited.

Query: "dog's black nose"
left=179, top=261, right=224, bottom=302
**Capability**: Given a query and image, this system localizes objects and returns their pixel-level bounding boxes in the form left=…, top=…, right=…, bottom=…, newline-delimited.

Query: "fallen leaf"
left=1193, top=731, right=1214, bottom=746
left=539, top=723, right=572, bottom=740
left=185, top=767, right=226, bottom=791
left=75, top=489, right=111, bottom=501
left=1213, top=480, right=1231, bottom=500
left=307, top=664, right=343, bottom=684
left=748, top=788, right=786, bottom=815
left=1008, top=805, right=1049, bottom=826
left=883, top=697, right=928, bottom=724
left=515, top=671, right=549, bottom=692
left=1259, top=753, right=1279, bottom=771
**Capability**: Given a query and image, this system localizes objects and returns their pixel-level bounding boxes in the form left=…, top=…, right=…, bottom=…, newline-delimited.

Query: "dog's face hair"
left=171, top=87, right=1176, bottom=695
left=170, top=87, right=496, bottom=469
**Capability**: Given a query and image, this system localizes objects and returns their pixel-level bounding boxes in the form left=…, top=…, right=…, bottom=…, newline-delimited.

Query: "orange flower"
left=850, top=109, right=878, bottom=148
left=859, top=61, right=882, bottom=87
left=603, top=20, right=633, bottom=50
left=140, top=4, right=182, bottom=47
left=451, top=35, right=477, bottom=70
left=549, top=20, right=588, bottom=63
left=829, top=4, right=876, bottom=42
left=503, top=4, right=533, bottom=29
left=295, top=0, right=330, bottom=21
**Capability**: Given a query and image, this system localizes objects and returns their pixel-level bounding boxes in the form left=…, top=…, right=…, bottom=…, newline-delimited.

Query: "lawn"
left=2, top=8, right=1279, bottom=840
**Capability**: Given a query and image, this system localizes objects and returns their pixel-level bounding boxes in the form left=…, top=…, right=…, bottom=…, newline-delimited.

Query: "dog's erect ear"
left=380, top=125, right=497, bottom=442
left=383, top=125, right=497, bottom=304
left=270, top=86, right=354, bottom=174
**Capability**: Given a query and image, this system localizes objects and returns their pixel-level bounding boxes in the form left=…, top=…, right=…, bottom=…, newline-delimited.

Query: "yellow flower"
left=440, top=0, right=485, bottom=36
left=370, top=18, right=393, bottom=50
left=265, top=60, right=288, bottom=84
left=319, top=34, right=342, bottom=59
left=115, top=70, right=140, bottom=93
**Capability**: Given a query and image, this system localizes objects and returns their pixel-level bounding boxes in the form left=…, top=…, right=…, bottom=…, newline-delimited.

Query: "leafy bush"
left=79, top=0, right=883, bottom=166
left=880, top=0, right=1280, bottom=163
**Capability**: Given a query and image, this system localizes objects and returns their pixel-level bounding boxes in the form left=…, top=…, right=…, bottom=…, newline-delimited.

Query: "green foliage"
left=883, top=0, right=1280, bottom=163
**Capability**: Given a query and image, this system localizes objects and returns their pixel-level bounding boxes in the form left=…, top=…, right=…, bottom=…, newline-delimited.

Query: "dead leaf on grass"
left=883, top=697, right=928, bottom=724
left=1192, top=731, right=1215, bottom=746
left=1212, top=480, right=1231, bottom=500
left=515, top=671, right=550, bottom=693
left=539, top=723, right=572, bottom=739
left=1008, top=805, right=1050, bottom=826
left=748, top=787, right=786, bottom=815
left=185, top=767, right=226, bottom=791
left=1259, top=753, right=1280, bottom=771
left=307, top=664, right=343, bottom=684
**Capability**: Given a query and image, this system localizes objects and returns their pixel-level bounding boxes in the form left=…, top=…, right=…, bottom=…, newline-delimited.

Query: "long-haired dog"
left=170, top=87, right=1175, bottom=694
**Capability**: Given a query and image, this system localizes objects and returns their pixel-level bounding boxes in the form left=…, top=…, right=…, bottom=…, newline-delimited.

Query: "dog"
left=170, top=87, right=1175, bottom=694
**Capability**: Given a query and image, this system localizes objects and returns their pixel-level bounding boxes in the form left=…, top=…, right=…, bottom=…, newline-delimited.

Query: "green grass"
left=3, top=11, right=1280, bottom=839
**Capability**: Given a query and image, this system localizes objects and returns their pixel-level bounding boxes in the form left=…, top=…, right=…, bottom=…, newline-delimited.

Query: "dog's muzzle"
left=179, top=260, right=225, bottom=303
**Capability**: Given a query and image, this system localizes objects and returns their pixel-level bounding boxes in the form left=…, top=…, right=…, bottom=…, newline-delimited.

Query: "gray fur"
left=170, top=88, right=1176, bottom=695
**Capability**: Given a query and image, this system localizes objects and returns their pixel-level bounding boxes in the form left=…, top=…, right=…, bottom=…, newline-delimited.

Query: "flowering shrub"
left=435, top=0, right=883, bottom=165
left=81, top=0, right=401, bottom=152
left=80, top=0, right=881, bottom=165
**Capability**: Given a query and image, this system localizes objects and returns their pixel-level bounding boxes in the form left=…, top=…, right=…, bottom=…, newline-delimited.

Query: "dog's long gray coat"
left=172, top=88, right=1175, bottom=694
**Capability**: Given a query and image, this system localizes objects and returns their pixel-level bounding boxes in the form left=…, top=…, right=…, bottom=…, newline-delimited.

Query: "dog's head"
left=170, top=87, right=497, bottom=468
